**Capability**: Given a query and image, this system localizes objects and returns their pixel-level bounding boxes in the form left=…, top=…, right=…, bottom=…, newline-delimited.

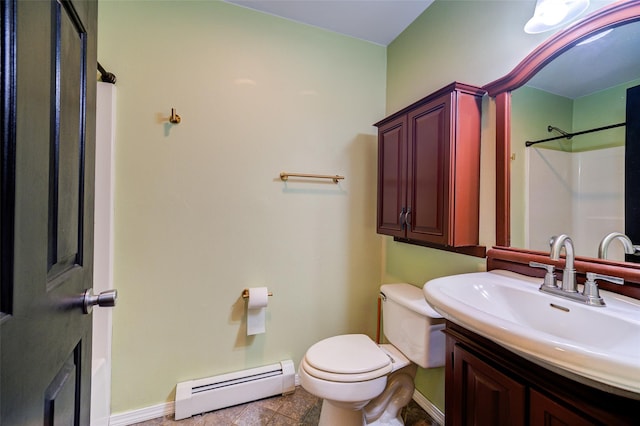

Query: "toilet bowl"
left=299, top=283, right=445, bottom=426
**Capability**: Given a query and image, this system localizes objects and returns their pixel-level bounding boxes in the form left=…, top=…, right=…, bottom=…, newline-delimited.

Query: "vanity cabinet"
left=529, top=389, right=600, bottom=425
left=445, top=322, right=640, bottom=426
left=375, top=83, right=485, bottom=255
left=451, top=343, right=525, bottom=425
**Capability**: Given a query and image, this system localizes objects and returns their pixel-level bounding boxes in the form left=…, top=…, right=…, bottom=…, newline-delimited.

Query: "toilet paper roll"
left=246, top=287, right=269, bottom=335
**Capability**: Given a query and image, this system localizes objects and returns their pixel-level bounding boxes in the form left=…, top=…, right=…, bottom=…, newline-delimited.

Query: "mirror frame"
left=484, top=1, right=640, bottom=249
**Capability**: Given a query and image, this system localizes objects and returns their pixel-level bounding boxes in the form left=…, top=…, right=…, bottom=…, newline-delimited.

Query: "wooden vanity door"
left=450, top=344, right=526, bottom=426
left=529, top=389, right=597, bottom=426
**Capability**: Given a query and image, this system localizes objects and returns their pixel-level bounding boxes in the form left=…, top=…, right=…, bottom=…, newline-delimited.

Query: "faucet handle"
left=582, top=272, right=624, bottom=306
left=529, top=261, right=557, bottom=288
left=584, top=272, right=624, bottom=287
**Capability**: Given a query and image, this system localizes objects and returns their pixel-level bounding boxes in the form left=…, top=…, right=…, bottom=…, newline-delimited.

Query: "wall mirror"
left=484, top=1, right=640, bottom=265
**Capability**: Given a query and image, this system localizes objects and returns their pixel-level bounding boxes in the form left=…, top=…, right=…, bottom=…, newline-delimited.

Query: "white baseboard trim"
left=412, top=390, right=445, bottom=426
left=109, top=401, right=174, bottom=426
left=107, top=378, right=443, bottom=426
left=108, top=377, right=302, bottom=425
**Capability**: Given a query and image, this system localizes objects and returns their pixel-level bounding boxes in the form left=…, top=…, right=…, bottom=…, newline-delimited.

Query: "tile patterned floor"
left=132, top=386, right=438, bottom=426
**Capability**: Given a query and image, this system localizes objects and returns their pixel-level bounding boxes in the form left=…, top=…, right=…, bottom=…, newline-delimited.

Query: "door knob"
left=83, top=289, right=118, bottom=314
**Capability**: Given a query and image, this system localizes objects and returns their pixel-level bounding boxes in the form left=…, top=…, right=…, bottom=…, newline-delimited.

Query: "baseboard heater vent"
left=175, top=360, right=295, bottom=420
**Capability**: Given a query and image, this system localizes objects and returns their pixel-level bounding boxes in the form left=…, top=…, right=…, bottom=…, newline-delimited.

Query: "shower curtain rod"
left=525, top=122, right=626, bottom=147
left=97, top=62, right=116, bottom=84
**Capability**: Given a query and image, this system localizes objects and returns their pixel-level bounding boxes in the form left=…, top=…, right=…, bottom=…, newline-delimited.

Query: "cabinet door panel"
left=407, top=96, right=451, bottom=243
left=530, top=389, right=598, bottom=426
left=377, top=116, right=407, bottom=237
left=453, top=345, right=526, bottom=426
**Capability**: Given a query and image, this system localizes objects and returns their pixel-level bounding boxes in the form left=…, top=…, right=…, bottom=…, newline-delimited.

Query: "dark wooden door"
left=451, top=344, right=526, bottom=426
left=1, top=0, right=97, bottom=424
left=406, top=95, right=451, bottom=244
left=377, top=115, right=408, bottom=238
left=529, top=389, right=596, bottom=426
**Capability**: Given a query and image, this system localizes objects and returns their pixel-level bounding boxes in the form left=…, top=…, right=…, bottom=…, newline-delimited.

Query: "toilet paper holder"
left=242, top=289, right=273, bottom=299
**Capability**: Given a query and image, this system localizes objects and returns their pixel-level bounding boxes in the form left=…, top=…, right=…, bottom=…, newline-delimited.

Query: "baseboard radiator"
left=175, top=360, right=295, bottom=420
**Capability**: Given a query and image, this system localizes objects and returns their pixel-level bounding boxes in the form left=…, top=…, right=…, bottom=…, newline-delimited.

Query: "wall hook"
left=170, top=108, right=181, bottom=124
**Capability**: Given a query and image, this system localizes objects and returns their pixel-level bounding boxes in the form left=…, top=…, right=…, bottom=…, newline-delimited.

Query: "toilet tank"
left=380, top=283, right=445, bottom=368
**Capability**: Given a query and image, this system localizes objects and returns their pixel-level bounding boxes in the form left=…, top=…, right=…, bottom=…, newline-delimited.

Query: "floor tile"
left=130, top=386, right=438, bottom=426
left=276, top=388, right=317, bottom=420
left=199, top=403, right=248, bottom=425
left=232, top=403, right=278, bottom=426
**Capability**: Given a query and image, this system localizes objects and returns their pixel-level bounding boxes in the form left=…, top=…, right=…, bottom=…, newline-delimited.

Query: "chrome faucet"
left=549, top=234, right=577, bottom=293
left=597, top=232, right=640, bottom=259
left=531, top=234, right=625, bottom=307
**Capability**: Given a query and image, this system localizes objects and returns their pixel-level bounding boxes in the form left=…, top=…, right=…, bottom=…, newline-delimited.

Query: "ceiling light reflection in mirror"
left=525, top=0, right=591, bottom=34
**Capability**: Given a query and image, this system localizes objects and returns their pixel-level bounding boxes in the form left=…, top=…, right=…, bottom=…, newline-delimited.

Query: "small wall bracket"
left=170, top=108, right=181, bottom=124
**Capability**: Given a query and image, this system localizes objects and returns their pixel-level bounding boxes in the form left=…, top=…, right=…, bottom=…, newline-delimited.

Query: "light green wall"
left=386, top=0, right=551, bottom=114
left=573, top=78, right=640, bottom=151
left=385, top=0, right=549, bottom=410
left=383, top=240, right=486, bottom=409
left=98, top=0, right=386, bottom=413
left=98, top=0, right=623, bottom=416
left=511, top=86, right=574, bottom=153
left=385, top=0, right=614, bottom=412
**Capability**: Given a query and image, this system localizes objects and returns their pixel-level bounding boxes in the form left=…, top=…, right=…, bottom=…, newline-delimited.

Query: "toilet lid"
left=304, top=334, right=391, bottom=378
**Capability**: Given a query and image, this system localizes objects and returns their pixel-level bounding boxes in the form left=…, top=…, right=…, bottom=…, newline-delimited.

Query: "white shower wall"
left=528, top=146, right=625, bottom=259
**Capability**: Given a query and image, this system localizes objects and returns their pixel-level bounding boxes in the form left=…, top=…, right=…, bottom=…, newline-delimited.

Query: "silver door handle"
left=83, top=289, right=118, bottom=314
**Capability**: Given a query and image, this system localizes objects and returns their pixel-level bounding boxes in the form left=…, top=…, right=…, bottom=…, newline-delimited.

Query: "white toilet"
left=298, top=283, right=445, bottom=426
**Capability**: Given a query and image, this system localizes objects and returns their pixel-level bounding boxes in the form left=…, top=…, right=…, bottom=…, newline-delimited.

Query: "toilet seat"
left=302, top=334, right=392, bottom=382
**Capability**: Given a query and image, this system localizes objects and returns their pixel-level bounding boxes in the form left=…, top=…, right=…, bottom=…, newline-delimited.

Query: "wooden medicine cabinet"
left=375, top=82, right=486, bottom=257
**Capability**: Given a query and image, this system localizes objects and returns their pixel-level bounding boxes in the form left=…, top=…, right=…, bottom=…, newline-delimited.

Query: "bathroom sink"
left=423, top=270, right=640, bottom=397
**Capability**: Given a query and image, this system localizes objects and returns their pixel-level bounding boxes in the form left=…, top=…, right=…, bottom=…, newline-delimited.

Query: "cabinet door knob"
left=399, top=208, right=406, bottom=230
left=405, top=208, right=412, bottom=227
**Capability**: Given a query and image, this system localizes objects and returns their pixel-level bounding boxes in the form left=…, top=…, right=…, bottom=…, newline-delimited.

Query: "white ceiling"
left=224, top=0, right=435, bottom=46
